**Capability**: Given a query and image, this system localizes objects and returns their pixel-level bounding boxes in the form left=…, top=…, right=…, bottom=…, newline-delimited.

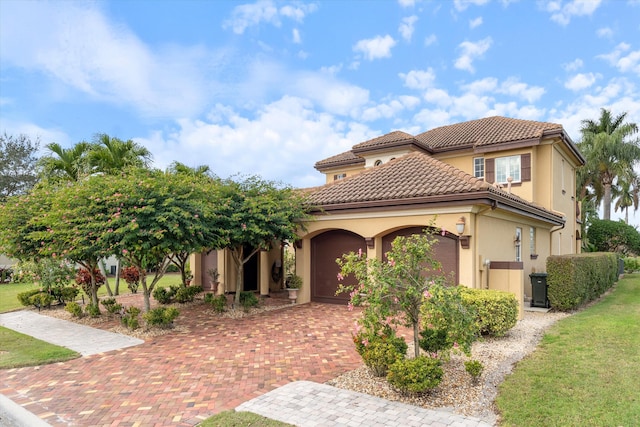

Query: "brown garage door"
left=311, top=230, right=367, bottom=304
left=381, top=227, right=459, bottom=286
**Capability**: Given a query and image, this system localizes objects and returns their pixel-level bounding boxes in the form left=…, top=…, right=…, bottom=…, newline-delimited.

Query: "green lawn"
left=0, top=273, right=183, bottom=313
left=496, top=273, right=640, bottom=426
left=0, top=326, right=79, bottom=368
left=198, top=410, right=292, bottom=426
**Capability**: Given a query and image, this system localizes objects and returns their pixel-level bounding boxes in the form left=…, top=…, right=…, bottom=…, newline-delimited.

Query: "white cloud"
left=222, top=1, right=318, bottom=34
left=545, top=0, right=603, bottom=26
left=453, top=0, right=490, bottom=12
left=138, top=97, right=376, bottom=188
left=0, top=119, right=71, bottom=151
left=292, top=72, right=370, bottom=116
left=596, top=27, right=613, bottom=38
left=398, top=0, right=417, bottom=7
left=400, top=68, right=437, bottom=90
left=469, top=17, right=483, bottom=29
left=598, top=43, right=640, bottom=74
left=353, top=35, right=397, bottom=60
left=498, top=78, right=546, bottom=102
left=424, top=34, right=438, bottom=46
left=423, top=88, right=453, bottom=107
left=0, top=1, right=214, bottom=118
left=564, top=72, right=599, bottom=91
left=360, top=96, right=420, bottom=121
left=562, top=58, right=584, bottom=71
left=461, top=77, right=498, bottom=94
left=454, top=37, right=493, bottom=73
left=292, top=28, right=301, bottom=43
left=399, top=16, right=419, bottom=42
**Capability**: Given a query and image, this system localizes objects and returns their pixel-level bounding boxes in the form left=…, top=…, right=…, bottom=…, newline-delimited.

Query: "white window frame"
left=495, top=155, right=521, bottom=184
left=333, top=173, right=346, bottom=181
left=515, top=227, right=522, bottom=262
left=473, top=157, right=484, bottom=179
left=530, top=227, right=536, bottom=255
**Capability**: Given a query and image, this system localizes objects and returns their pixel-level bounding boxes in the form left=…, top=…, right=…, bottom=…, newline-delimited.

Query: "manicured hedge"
left=546, top=252, right=618, bottom=311
left=459, top=287, right=518, bottom=337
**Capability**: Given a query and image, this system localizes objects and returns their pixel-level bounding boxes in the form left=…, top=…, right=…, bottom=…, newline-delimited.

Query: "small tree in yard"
left=337, top=227, right=449, bottom=358
left=216, top=176, right=311, bottom=306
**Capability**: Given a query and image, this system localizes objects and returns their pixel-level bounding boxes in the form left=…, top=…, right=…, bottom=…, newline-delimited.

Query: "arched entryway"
left=311, top=230, right=366, bottom=304
left=381, top=226, right=459, bottom=285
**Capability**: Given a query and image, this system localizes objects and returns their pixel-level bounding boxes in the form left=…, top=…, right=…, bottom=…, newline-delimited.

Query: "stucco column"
left=260, top=250, right=269, bottom=296
left=190, top=253, right=202, bottom=287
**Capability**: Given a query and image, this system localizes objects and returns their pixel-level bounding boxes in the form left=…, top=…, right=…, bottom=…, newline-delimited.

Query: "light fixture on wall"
left=456, top=216, right=470, bottom=249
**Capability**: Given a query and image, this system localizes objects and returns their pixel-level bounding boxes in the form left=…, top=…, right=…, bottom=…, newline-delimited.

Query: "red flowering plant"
left=120, top=266, right=140, bottom=293
left=75, top=268, right=105, bottom=297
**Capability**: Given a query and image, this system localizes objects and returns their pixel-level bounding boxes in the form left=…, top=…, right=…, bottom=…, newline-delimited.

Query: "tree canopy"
left=0, top=133, right=40, bottom=200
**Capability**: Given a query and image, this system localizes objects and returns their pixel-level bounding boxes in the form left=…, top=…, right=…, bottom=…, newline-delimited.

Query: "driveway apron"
left=0, top=303, right=363, bottom=426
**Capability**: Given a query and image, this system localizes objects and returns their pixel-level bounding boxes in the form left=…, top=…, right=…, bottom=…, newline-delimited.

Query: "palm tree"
left=89, top=134, right=152, bottom=175
left=580, top=109, right=640, bottom=220
left=38, top=142, right=91, bottom=181
left=167, top=161, right=214, bottom=178
left=614, top=172, right=639, bottom=224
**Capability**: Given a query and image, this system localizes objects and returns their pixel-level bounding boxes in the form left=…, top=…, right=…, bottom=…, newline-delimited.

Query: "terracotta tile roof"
left=314, top=150, right=364, bottom=169
left=309, top=152, right=490, bottom=205
left=351, top=130, right=423, bottom=152
left=415, top=116, right=562, bottom=150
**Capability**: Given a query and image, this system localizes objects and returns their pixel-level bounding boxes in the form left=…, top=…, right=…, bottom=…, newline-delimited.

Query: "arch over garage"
left=311, top=230, right=366, bottom=304
left=381, top=226, right=459, bottom=285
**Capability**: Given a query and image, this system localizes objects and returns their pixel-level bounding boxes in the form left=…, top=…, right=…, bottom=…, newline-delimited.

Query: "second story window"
left=334, top=173, right=346, bottom=181
left=474, top=157, right=484, bottom=179
left=496, top=155, right=521, bottom=184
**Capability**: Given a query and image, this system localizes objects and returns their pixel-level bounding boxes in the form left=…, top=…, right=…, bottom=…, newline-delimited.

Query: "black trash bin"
left=530, top=273, right=549, bottom=308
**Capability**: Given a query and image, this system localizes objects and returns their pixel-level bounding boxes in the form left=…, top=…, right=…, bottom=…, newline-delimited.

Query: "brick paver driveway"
left=0, top=302, right=362, bottom=426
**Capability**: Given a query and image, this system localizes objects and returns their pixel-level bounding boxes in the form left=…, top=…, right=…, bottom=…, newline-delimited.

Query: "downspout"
left=549, top=215, right=566, bottom=256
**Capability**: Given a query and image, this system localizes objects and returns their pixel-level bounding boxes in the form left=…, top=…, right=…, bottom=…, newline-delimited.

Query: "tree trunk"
left=603, top=183, right=612, bottom=221
left=413, top=321, right=420, bottom=358
left=100, top=260, right=113, bottom=297
left=141, top=273, right=151, bottom=312
left=114, top=258, right=121, bottom=295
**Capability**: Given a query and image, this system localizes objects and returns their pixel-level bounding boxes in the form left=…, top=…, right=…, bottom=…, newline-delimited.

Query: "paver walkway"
left=237, top=381, right=493, bottom=427
left=0, top=301, right=364, bottom=426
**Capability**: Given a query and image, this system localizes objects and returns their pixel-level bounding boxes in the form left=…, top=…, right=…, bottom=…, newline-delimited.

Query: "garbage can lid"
left=529, top=272, right=548, bottom=277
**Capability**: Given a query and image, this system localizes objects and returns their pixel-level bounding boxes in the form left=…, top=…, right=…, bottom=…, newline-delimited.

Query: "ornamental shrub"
left=205, top=293, right=227, bottom=313
left=143, top=307, right=179, bottom=328
left=387, top=356, right=443, bottom=394
left=239, top=291, right=259, bottom=311
left=65, top=301, right=84, bottom=318
left=17, top=289, right=41, bottom=307
left=464, top=359, right=484, bottom=383
left=101, top=297, right=123, bottom=314
left=624, top=257, right=640, bottom=273
left=459, top=288, right=518, bottom=337
left=29, top=292, right=53, bottom=309
left=360, top=337, right=406, bottom=377
left=85, top=303, right=100, bottom=317
left=120, top=266, right=140, bottom=294
left=121, top=306, right=140, bottom=330
left=153, top=286, right=177, bottom=304
left=587, top=219, right=640, bottom=255
left=75, top=268, right=105, bottom=296
left=174, top=285, right=203, bottom=303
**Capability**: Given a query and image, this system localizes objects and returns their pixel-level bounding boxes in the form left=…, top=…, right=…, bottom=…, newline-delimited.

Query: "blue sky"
left=1, top=0, right=639, bottom=224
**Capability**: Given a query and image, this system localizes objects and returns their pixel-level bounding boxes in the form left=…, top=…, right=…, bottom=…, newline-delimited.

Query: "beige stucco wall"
left=488, top=267, right=524, bottom=320
left=322, top=165, right=365, bottom=184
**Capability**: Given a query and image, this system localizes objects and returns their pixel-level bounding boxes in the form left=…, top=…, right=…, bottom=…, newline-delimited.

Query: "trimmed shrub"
left=85, top=303, right=100, bottom=317
left=101, top=298, right=123, bottom=314
left=239, top=291, right=259, bottom=311
left=459, top=288, right=518, bottom=337
left=75, top=268, right=105, bottom=296
left=153, top=286, right=177, bottom=304
left=65, top=301, right=84, bottom=318
left=464, top=359, right=484, bottom=383
left=174, top=285, right=203, bottom=303
left=360, top=337, right=406, bottom=377
left=121, top=306, right=140, bottom=330
left=52, top=286, right=79, bottom=304
left=587, top=219, right=640, bottom=255
left=387, top=356, right=443, bottom=394
left=547, top=252, right=618, bottom=311
left=17, top=289, right=41, bottom=307
left=205, top=293, right=227, bottom=313
left=143, top=307, right=179, bottom=328
left=120, top=266, right=140, bottom=294
left=623, top=257, right=640, bottom=273
left=418, top=327, right=449, bottom=355
left=29, top=293, right=53, bottom=309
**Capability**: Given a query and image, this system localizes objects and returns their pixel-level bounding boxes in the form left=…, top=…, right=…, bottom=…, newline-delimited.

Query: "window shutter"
left=521, top=153, right=531, bottom=182
left=485, top=158, right=495, bottom=183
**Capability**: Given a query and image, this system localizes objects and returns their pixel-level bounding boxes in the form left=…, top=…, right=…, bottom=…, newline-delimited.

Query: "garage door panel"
left=311, top=230, right=366, bottom=304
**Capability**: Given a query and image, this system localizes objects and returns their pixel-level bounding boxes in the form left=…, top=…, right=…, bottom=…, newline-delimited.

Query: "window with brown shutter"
left=521, top=153, right=531, bottom=182
left=485, top=158, right=495, bottom=183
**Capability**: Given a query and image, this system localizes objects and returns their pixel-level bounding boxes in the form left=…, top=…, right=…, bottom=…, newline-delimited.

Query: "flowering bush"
left=75, top=268, right=105, bottom=296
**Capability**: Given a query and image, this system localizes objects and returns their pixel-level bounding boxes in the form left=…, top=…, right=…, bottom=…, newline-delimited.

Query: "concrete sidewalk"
left=0, top=310, right=143, bottom=356
left=237, top=381, right=493, bottom=427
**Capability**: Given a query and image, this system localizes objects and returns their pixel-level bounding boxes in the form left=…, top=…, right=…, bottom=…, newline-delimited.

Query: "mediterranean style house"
left=192, top=116, right=584, bottom=318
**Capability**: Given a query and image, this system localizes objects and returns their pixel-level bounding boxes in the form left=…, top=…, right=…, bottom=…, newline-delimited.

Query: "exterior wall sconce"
left=365, top=237, right=375, bottom=249
left=456, top=216, right=470, bottom=249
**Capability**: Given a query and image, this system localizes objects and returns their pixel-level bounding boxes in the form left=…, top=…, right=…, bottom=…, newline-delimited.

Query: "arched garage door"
left=311, top=230, right=367, bottom=304
left=381, top=227, right=459, bottom=286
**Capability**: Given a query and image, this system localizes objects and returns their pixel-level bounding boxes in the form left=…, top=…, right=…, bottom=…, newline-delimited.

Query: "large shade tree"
left=216, top=176, right=311, bottom=305
left=579, top=109, right=640, bottom=221
left=0, top=133, right=40, bottom=200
